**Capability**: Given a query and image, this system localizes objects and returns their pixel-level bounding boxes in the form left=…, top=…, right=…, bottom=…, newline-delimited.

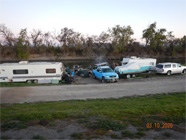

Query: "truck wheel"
left=92, top=74, right=96, bottom=79
left=101, top=77, right=105, bottom=83
left=167, top=71, right=171, bottom=76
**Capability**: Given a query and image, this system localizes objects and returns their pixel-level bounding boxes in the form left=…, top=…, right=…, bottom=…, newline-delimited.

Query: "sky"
left=0, top=0, right=186, bottom=43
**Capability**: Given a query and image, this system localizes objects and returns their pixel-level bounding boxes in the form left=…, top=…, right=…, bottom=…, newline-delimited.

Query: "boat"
left=115, top=56, right=156, bottom=77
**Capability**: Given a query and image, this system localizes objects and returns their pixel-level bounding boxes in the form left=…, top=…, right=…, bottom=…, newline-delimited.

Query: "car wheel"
left=167, top=71, right=171, bottom=76
left=101, top=77, right=105, bottom=83
left=115, top=79, right=118, bottom=82
left=182, top=69, right=186, bottom=74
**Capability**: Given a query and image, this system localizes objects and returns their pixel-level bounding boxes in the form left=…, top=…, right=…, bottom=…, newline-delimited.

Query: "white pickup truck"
left=156, top=63, right=186, bottom=75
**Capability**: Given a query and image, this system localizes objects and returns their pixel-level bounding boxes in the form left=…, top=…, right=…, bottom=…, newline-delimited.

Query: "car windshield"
left=156, top=64, right=163, bottom=69
left=102, top=68, right=113, bottom=73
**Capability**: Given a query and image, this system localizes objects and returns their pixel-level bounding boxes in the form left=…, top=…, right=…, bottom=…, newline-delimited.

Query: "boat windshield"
left=102, top=68, right=113, bottom=73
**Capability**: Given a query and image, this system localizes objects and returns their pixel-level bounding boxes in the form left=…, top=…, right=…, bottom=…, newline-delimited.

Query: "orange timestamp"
left=146, top=123, right=173, bottom=129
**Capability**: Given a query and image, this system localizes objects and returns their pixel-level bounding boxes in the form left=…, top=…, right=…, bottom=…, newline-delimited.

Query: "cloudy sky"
left=0, top=0, right=185, bottom=43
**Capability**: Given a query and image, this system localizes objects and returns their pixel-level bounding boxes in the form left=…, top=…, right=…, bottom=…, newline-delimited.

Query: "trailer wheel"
left=34, top=80, right=38, bottom=83
left=27, top=80, right=32, bottom=83
left=126, top=74, right=131, bottom=79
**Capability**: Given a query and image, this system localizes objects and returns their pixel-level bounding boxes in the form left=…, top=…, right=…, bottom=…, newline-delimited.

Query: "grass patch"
left=1, top=136, right=11, bottom=140
left=122, top=130, right=146, bottom=138
left=1, top=121, right=27, bottom=131
left=32, top=135, right=46, bottom=140
left=110, top=134, right=122, bottom=139
left=0, top=81, right=67, bottom=87
left=0, top=82, right=39, bottom=87
left=1, top=92, right=185, bottom=128
left=122, top=130, right=134, bottom=138
left=162, top=132, right=172, bottom=138
left=90, top=119, right=126, bottom=131
left=71, top=133, right=84, bottom=139
left=135, top=131, right=146, bottom=138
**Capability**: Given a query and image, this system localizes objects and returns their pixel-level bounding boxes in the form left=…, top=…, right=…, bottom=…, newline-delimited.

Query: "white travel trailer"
left=0, top=61, right=63, bottom=83
left=115, top=56, right=157, bottom=76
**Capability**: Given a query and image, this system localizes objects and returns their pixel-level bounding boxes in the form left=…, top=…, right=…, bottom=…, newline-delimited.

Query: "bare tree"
left=57, top=27, right=75, bottom=46
left=42, top=32, right=52, bottom=47
left=96, top=32, right=110, bottom=48
left=31, top=29, right=42, bottom=47
left=0, top=24, right=15, bottom=46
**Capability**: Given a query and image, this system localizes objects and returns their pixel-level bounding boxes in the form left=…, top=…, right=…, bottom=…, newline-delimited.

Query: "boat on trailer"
left=0, top=61, right=63, bottom=83
left=115, top=56, right=156, bottom=77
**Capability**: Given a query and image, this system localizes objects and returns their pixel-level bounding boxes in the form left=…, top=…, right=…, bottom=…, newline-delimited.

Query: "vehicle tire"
left=182, top=69, right=186, bottom=74
left=167, top=71, right=171, bottom=76
left=34, top=80, right=38, bottom=83
left=92, top=74, right=96, bottom=79
left=27, top=80, right=32, bottom=83
left=101, top=77, right=105, bottom=83
left=126, top=74, right=131, bottom=79
left=80, top=73, right=84, bottom=77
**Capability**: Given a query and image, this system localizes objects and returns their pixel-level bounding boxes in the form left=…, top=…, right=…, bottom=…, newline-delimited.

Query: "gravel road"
left=0, top=75, right=185, bottom=104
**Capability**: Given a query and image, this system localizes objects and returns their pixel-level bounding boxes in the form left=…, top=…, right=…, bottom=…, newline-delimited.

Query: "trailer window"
left=46, top=69, right=56, bottom=73
left=13, top=69, right=28, bottom=74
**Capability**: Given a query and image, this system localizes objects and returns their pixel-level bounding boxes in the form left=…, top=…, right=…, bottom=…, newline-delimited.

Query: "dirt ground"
left=73, top=72, right=186, bottom=85
left=1, top=119, right=186, bottom=140
left=0, top=74, right=185, bottom=104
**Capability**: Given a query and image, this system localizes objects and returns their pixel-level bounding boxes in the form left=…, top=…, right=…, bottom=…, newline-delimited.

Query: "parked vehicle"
left=0, top=61, right=63, bottom=83
left=92, top=66, right=119, bottom=83
left=156, top=63, right=186, bottom=75
left=73, top=65, right=82, bottom=74
left=115, top=56, right=156, bottom=78
left=77, top=69, right=90, bottom=78
left=93, top=62, right=109, bottom=69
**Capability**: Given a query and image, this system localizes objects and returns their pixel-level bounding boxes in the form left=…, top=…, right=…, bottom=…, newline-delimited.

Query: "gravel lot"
left=1, top=74, right=185, bottom=104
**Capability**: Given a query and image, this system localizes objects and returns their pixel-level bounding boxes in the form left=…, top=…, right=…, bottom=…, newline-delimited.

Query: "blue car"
left=92, top=66, right=119, bottom=83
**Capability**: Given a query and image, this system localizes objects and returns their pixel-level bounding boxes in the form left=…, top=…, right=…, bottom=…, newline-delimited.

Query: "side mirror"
left=99, top=71, right=102, bottom=73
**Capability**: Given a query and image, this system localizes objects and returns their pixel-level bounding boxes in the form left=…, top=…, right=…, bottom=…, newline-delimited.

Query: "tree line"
left=0, top=22, right=185, bottom=60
